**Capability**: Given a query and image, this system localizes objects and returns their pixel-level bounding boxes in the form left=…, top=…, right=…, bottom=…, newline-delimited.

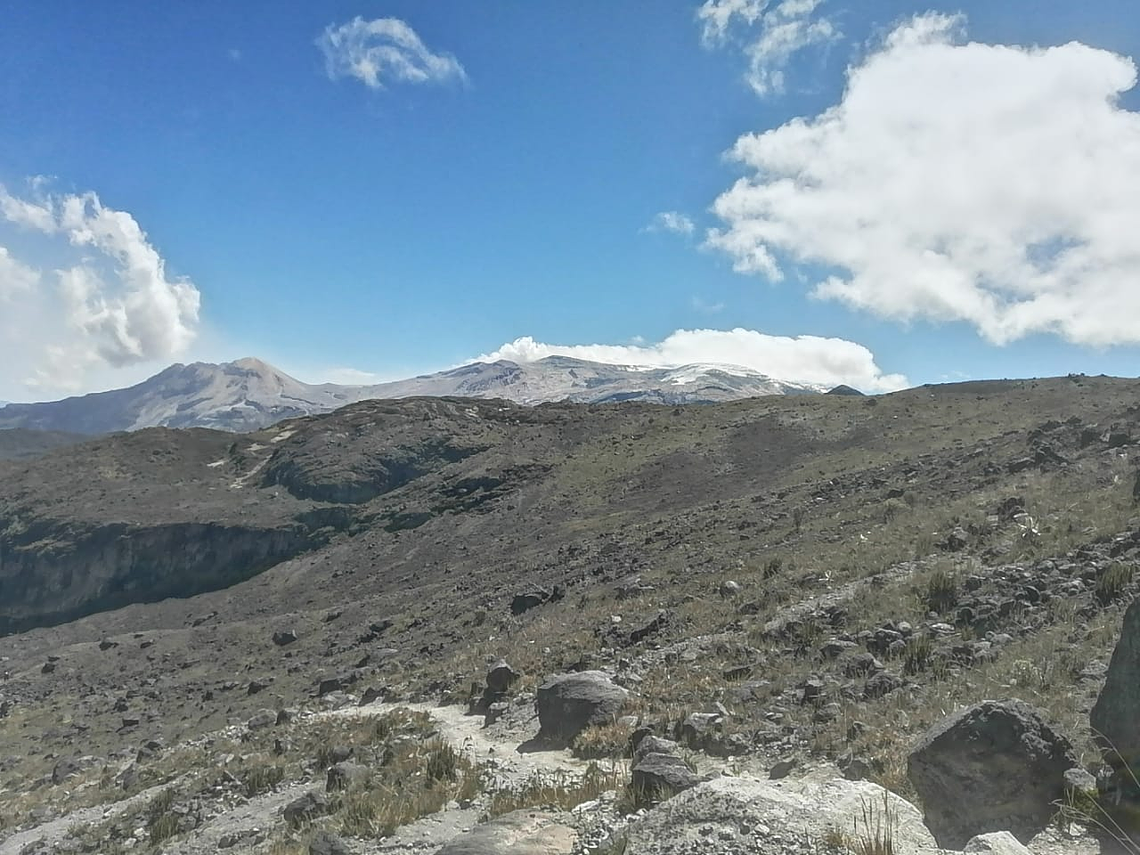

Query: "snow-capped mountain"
left=0, top=356, right=831, bottom=434
left=370, top=356, right=824, bottom=405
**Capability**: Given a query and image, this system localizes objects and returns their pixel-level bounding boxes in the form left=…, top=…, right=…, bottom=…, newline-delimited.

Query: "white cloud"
left=317, top=17, right=466, bottom=90
left=477, top=329, right=907, bottom=392
left=698, top=0, right=838, bottom=95
left=707, top=13, right=1140, bottom=347
left=0, top=247, right=38, bottom=301
left=646, top=211, right=696, bottom=235
left=0, top=183, right=200, bottom=395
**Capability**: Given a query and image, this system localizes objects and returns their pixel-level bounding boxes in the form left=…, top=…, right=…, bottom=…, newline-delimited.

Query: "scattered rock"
left=359, top=686, right=387, bottom=706
left=632, top=752, right=702, bottom=798
left=283, top=790, right=330, bottom=827
left=511, top=589, right=552, bottom=616
left=908, top=699, right=1078, bottom=847
left=272, top=629, right=299, bottom=647
left=963, top=831, right=1033, bottom=855
left=768, top=758, right=797, bottom=779
left=246, top=709, right=277, bottom=729
left=487, top=659, right=523, bottom=694
left=633, top=735, right=682, bottom=765
left=719, top=580, right=742, bottom=598
left=628, top=610, right=671, bottom=645
left=309, top=830, right=351, bottom=855
left=51, top=756, right=86, bottom=785
left=676, top=712, right=721, bottom=751
left=326, top=761, right=369, bottom=791
left=535, top=671, right=628, bottom=745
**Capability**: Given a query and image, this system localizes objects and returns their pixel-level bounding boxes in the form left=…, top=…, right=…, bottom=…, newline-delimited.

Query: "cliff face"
left=0, top=519, right=312, bottom=634
left=0, top=397, right=540, bottom=634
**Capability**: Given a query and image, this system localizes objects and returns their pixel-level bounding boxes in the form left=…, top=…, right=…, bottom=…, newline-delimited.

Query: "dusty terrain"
left=0, top=375, right=1138, bottom=852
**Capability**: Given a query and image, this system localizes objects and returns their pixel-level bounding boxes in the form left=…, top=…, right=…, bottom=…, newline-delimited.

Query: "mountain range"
left=0, top=356, right=834, bottom=434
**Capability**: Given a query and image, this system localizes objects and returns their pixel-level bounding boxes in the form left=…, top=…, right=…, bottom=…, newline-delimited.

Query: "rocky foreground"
left=2, top=377, right=1140, bottom=852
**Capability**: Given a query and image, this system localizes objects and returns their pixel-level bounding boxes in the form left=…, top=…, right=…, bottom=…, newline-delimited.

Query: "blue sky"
left=1, top=1, right=1139, bottom=400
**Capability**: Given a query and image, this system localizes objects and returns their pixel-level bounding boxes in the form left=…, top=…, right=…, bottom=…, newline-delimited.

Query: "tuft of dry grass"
left=573, top=719, right=635, bottom=760
left=489, top=763, right=626, bottom=817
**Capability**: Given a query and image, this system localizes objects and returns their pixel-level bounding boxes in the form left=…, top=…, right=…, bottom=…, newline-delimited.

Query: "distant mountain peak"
left=0, top=355, right=832, bottom=434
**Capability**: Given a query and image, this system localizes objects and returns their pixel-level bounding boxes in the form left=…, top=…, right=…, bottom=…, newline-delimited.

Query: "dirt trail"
left=0, top=702, right=613, bottom=855
left=0, top=780, right=173, bottom=855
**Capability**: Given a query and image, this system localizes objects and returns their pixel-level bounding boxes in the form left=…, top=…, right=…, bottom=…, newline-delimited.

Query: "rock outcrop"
left=1090, top=596, right=1140, bottom=775
left=907, top=699, right=1078, bottom=847
left=621, top=775, right=936, bottom=855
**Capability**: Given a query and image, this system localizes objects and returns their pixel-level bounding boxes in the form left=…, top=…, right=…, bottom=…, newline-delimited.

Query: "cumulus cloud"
left=707, top=13, right=1140, bottom=346
left=477, top=329, right=907, bottom=392
left=646, top=211, right=696, bottom=235
left=317, top=17, right=466, bottom=90
left=698, top=0, right=838, bottom=95
left=0, top=183, right=200, bottom=395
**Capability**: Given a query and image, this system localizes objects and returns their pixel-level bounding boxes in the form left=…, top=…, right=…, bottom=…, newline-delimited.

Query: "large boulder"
left=907, top=699, right=1078, bottom=847
left=621, top=775, right=935, bottom=854
left=436, top=809, right=577, bottom=854
left=1090, top=597, right=1140, bottom=775
left=535, top=671, right=628, bottom=745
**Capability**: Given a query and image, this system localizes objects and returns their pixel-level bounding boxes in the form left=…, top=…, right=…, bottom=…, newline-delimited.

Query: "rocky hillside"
left=0, top=356, right=826, bottom=434
left=0, top=428, right=84, bottom=462
left=0, top=375, right=1139, bottom=853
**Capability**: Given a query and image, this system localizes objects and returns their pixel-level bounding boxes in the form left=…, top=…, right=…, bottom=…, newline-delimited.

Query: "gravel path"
left=0, top=781, right=173, bottom=855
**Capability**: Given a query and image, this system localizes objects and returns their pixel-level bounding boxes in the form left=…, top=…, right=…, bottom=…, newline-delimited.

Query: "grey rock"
left=907, top=699, right=1078, bottom=847
left=676, top=712, right=721, bottom=750
left=309, top=831, right=351, bottom=855
left=633, top=735, right=682, bottom=766
left=246, top=709, right=277, bottom=729
left=283, top=790, right=330, bottom=826
left=487, top=659, right=522, bottom=694
left=1091, top=596, right=1140, bottom=775
left=535, top=671, right=628, bottom=745
left=963, top=831, right=1033, bottom=855
left=768, top=758, right=797, bottom=779
left=51, top=756, right=86, bottom=785
left=272, top=629, right=299, bottom=646
left=632, top=752, right=702, bottom=797
left=511, top=589, right=551, bottom=616
left=326, top=761, right=369, bottom=791
left=719, top=580, right=742, bottom=598
left=621, top=776, right=936, bottom=854
left=1063, top=766, right=1097, bottom=799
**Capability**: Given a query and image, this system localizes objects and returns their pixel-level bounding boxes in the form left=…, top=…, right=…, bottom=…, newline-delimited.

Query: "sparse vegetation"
left=573, top=719, right=636, bottom=760
left=1096, top=562, right=1134, bottom=604
left=489, top=763, right=626, bottom=817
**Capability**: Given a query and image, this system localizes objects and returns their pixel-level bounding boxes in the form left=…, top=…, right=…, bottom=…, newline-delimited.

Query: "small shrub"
left=902, top=636, right=934, bottom=676
left=851, top=790, right=896, bottom=855
left=923, top=568, right=958, bottom=614
left=1096, top=563, right=1134, bottom=605
left=882, top=499, right=905, bottom=524
left=763, top=557, right=783, bottom=579
left=424, top=740, right=460, bottom=783
left=243, top=764, right=285, bottom=797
